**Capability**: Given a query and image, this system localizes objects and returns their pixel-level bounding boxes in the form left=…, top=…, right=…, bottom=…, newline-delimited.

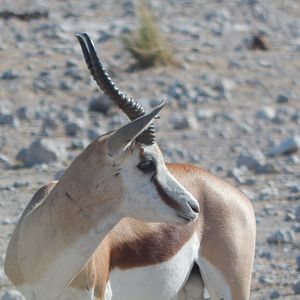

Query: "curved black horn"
left=76, top=32, right=156, bottom=145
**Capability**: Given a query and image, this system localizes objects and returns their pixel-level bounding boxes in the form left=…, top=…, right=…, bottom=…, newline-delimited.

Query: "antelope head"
left=75, top=33, right=199, bottom=225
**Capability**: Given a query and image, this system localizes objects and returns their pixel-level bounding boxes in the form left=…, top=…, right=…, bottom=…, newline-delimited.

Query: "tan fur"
left=5, top=141, right=255, bottom=299
left=70, top=163, right=255, bottom=299
left=5, top=138, right=123, bottom=288
left=4, top=182, right=57, bottom=286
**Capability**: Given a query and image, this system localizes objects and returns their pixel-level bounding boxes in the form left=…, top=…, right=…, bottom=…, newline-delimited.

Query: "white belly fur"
left=196, top=256, right=232, bottom=300
left=108, top=233, right=200, bottom=300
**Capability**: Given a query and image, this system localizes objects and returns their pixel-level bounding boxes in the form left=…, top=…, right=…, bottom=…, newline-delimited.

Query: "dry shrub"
left=123, top=1, right=176, bottom=68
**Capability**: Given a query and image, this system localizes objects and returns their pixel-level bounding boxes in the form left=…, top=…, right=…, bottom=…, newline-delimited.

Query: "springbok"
left=5, top=33, right=256, bottom=300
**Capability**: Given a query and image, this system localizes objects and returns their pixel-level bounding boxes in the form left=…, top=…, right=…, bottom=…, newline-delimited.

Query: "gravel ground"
left=0, top=0, right=299, bottom=299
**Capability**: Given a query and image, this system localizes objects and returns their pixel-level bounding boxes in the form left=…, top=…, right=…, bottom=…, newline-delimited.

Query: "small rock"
left=171, top=115, right=197, bottom=130
left=256, top=163, right=279, bottom=174
left=267, top=229, right=295, bottom=244
left=1, top=70, right=19, bottom=80
left=0, top=113, right=14, bottom=125
left=0, top=290, right=25, bottom=300
left=21, top=139, right=66, bottom=167
left=293, top=281, right=300, bottom=295
left=236, top=150, right=266, bottom=171
left=64, top=66, right=83, bottom=81
left=89, top=94, right=112, bottom=114
left=258, top=250, right=273, bottom=260
left=0, top=154, right=13, bottom=169
left=269, top=290, right=280, bottom=299
left=16, top=148, right=28, bottom=162
left=267, top=136, right=300, bottom=156
left=258, top=275, right=273, bottom=285
left=285, top=213, right=296, bottom=221
left=255, top=107, right=275, bottom=121
left=13, top=180, right=30, bottom=188
left=296, top=256, right=300, bottom=271
left=287, top=184, right=300, bottom=193
left=64, top=121, right=83, bottom=136
left=42, top=117, right=59, bottom=131
left=196, top=109, right=213, bottom=121
left=70, top=139, right=88, bottom=150
left=296, top=206, right=300, bottom=221
left=2, top=218, right=13, bottom=225
left=17, top=106, right=32, bottom=120
left=87, top=128, right=100, bottom=140
left=59, top=80, right=72, bottom=91
left=277, top=93, right=289, bottom=103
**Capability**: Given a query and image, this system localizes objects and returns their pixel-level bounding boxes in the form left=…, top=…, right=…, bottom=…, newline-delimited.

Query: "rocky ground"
left=0, top=0, right=299, bottom=299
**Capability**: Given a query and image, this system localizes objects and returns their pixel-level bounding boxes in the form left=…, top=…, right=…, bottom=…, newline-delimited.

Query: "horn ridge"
left=76, top=32, right=157, bottom=145
left=77, top=33, right=146, bottom=120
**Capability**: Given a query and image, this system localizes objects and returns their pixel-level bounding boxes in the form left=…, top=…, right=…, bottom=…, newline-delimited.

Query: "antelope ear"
left=107, top=101, right=166, bottom=156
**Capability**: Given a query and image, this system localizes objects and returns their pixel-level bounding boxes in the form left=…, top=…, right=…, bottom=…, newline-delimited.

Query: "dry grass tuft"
left=123, top=1, right=176, bottom=68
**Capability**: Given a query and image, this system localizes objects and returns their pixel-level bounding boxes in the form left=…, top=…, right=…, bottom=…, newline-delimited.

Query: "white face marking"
left=108, top=234, right=200, bottom=300
left=119, top=143, right=199, bottom=225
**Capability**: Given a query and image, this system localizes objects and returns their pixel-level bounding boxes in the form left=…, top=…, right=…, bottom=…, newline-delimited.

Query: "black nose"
left=188, top=200, right=199, bottom=213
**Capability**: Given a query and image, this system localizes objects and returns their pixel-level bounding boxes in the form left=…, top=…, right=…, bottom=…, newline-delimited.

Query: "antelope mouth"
left=177, top=212, right=198, bottom=222
left=177, top=205, right=199, bottom=222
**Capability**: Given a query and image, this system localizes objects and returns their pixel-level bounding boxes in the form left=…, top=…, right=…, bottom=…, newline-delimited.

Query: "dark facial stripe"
left=153, top=178, right=181, bottom=210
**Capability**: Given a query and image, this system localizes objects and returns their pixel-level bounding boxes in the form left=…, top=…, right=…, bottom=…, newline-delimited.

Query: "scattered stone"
left=59, top=80, right=72, bottom=91
left=296, top=206, right=300, bottom=221
left=287, top=184, right=300, bottom=193
left=258, top=275, right=273, bottom=285
left=70, top=139, right=88, bottom=150
left=42, top=117, right=59, bottom=131
left=256, top=163, right=279, bottom=174
left=227, top=167, right=255, bottom=185
left=285, top=213, right=296, bottom=221
left=64, top=120, right=83, bottom=136
left=293, top=223, right=300, bottom=233
left=1, top=70, right=19, bottom=80
left=255, top=107, right=275, bottom=121
left=236, top=150, right=266, bottom=172
left=258, top=250, right=273, bottom=260
left=171, top=115, right=197, bottom=130
left=16, top=147, right=27, bottom=162
left=89, top=94, right=112, bottom=114
left=64, top=65, right=83, bottom=81
left=19, top=139, right=66, bottom=167
left=277, top=93, right=289, bottom=103
left=87, top=128, right=100, bottom=140
left=73, top=106, right=87, bottom=118
left=0, top=290, right=25, bottom=300
left=249, top=33, right=270, bottom=51
left=17, top=106, right=32, bottom=120
left=32, top=71, right=55, bottom=94
left=13, top=180, right=30, bottom=188
left=267, top=229, right=295, bottom=244
left=196, top=109, right=213, bottom=121
left=0, top=154, right=13, bottom=169
left=269, top=290, right=280, bottom=299
left=296, top=256, right=300, bottom=271
left=267, top=136, right=300, bottom=156
left=0, top=112, right=14, bottom=125
left=293, top=281, right=300, bottom=295
left=0, top=9, right=48, bottom=21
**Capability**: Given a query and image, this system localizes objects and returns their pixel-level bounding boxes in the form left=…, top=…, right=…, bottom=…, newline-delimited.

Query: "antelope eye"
left=137, top=160, right=156, bottom=173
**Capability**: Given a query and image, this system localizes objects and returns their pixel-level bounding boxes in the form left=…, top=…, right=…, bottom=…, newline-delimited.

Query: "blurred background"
left=0, top=0, right=299, bottom=299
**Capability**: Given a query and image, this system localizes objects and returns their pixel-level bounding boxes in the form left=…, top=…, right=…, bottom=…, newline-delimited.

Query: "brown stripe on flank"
left=108, top=219, right=197, bottom=271
left=153, top=178, right=181, bottom=210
